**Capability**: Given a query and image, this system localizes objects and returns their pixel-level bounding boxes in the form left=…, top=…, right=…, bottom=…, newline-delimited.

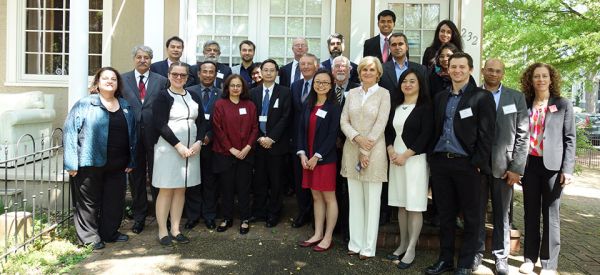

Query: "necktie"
left=382, top=37, right=390, bottom=63
left=302, top=81, right=309, bottom=102
left=336, top=86, right=343, bottom=104
left=138, top=75, right=146, bottom=100
left=202, top=88, right=210, bottom=111
left=260, top=89, right=270, bottom=133
left=293, top=63, right=301, bottom=82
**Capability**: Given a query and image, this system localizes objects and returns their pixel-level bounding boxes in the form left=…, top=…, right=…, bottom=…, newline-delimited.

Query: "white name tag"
left=502, top=104, right=517, bottom=115
left=273, top=98, right=279, bottom=108
left=239, top=108, right=247, bottom=115
left=217, top=72, right=224, bottom=79
left=316, top=109, right=328, bottom=118
left=459, top=107, right=473, bottom=119
left=204, top=114, right=210, bottom=120
left=259, top=115, right=268, bottom=122
left=123, top=109, right=129, bottom=114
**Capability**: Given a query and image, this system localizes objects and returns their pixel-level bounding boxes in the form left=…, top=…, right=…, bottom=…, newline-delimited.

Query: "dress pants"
left=128, top=131, right=154, bottom=223
left=71, top=166, right=126, bottom=244
left=477, top=175, right=513, bottom=260
left=218, top=159, right=252, bottom=221
left=522, top=155, right=562, bottom=270
left=347, top=179, right=382, bottom=257
left=335, top=150, right=350, bottom=240
left=252, top=148, right=285, bottom=221
left=184, top=147, right=217, bottom=221
left=430, top=155, right=482, bottom=268
left=293, top=154, right=313, bottom=220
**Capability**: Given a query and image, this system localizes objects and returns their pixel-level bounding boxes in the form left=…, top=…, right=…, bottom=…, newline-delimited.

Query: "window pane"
left=89, top=11, right=103, bottom=32
left=288, top=0, right=304, bottom=16
left=25, top=32, right=43, bottom=52
left=405, top=4, right=421, bottom=29
left=197, top=0, right=213, bottom=14
left=26, top=0, right=42, bottom=8
left=423, top=4, right=440, bottom=29
left=389, top=4, right=404, bottom=30
left=25, top=54, right=43, bottom=74
left=65, top=11, right=70, bottom=31
left=287, top=17, right=303, bottom=36
left=232, top=0, right=248, bottom=14
left=89, top=33, right=102, bottom=54
left=89, top=55, right=102, bottom=75
left=45, top=0, right=64, bottom=9
left=269, top=37, right=285, bottom=57
left=305, top=18, right=320, bottom=36
left=232, top=16, right=248, bottom=35
left=422, top=30, right=435, bottom=50
left=270, top=17, right=285, bottom=36
left=196, top=35, right=213, bottom=59
left=215, top=36, right=231, bottom=57
left=45, top=10, right=64, bottom=31
left=306, top=0, right=321, bottom=16
left=197, top=16, right=214, bottom=33
left=215, top=16, right=230, bottom=33
left=307, top=38, right=320, bottom=55
left=89, top=0, right=102, bottom=10
left=405, top=31, right=421, bottom=55
left=26, top=10, right=43, bottom=30
left=215, top=0, right=230, bottom=13
left=44, top=32, right=63, bottom=53
left=270, top=0, right=285, bottom=15
left=45, top=54, right=66, bottom=75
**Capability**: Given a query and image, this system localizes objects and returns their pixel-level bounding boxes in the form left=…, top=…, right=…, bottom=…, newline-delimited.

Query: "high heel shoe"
left=298, top=239, right=322, bottom=247
left=216, top=219, right=233, bottom=232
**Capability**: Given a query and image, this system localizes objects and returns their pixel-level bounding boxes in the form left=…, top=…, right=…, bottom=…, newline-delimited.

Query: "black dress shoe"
left=472, top=253, right=483, bottom=271
left=172, top=233, right=190, bottom=244
left=386, top=252, right=405, bottom=261
left=92, top=241, right=105, bottom=250
left=454, top=268, right=471, bottom=275
left=239, top=220, right=250, bottom=235
left=265, top=218, right=278, bottom=228
left=184, top=219, right=199, bottom=229
left=425, top=260, right=454, bottom=275
left=132, top=221, right=144, bottom=234
left=216, top=219, right=233, bottom=232
left=158, top=235, right=172, bottom=246
left=106, top=233, right=129, bottom=243
left=397, top=260, right=413, bottom=269
left=205, top=219, right=216, bottom=229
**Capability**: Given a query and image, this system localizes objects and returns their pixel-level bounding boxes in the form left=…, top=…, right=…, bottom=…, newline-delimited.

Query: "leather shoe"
left=312, top=242, right=333, bottom=252
left=158, top=235, right=172, bottom=246
left=495, top=258, right=509, bottom=275
left=204, top=219, right=216, bottom=229
left=425, top=260, right=454, bottom=275
left=472, top=253, right=483, bottom=271
left=92, top=241, right=105, bottom=250
left=386, top=252, right=405, bottom=261
left=105, top=233, right=129, bottom=243
left=454, top=268, right=472, bottom=275
left=239, top=220, right=250, bottom=235
left=184, top=219, right=199, bottom=229
left=216, top=219, right=233, bottom=232
left=266, top=218, right=278, bottom=228
left=398, top=260, right=413, bottom=270
left=298, top=239, right=322, bottom=247
left=131, top=221, right=144, bottom=234
left=172, top=233, right=190, bottom=244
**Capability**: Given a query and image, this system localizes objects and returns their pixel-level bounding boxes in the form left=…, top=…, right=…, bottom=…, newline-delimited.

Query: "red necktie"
left=382, top=37, right=390, bottom=63
left=138, top=75, right=146, bottom=100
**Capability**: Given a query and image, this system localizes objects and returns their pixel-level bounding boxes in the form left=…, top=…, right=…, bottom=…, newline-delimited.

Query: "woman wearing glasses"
left=152, top=62, right=206, bottom=245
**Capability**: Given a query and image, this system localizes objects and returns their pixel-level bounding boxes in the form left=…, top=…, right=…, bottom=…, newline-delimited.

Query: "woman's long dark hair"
left=391, top=68, right=430, bottom=109
left=91, top=67, right=124, bottom=97
left=434, top=42, right=460, bottom=68
left=306, top=69, right=337, bottom=108
left=429, top=20, right=463, bottom=51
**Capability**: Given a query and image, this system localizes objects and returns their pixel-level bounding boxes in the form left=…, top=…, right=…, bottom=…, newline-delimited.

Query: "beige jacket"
left=340, top=85, right=390, bottom=182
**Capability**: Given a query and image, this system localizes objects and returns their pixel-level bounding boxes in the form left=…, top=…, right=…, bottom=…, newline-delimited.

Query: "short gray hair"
left=203, top=40, right=221, bottom=51
left=332, top=55, right=351, bottom=70
left=131, top=45, right=153, bottom=59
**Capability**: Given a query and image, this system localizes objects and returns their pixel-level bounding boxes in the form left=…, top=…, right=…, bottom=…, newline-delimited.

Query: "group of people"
left=63, top=9, right=575, bottom=275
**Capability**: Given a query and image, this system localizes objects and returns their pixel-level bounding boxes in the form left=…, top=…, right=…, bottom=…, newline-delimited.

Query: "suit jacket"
left=528, top=97, right=576, bottom=173
left=379, top=60, right=428, bottom=99
left=150, top=59, right=195, bottom=87
left=485, top=86, right=529, bottom=178
left=278, top=61, right=294, bottom=88
left=363, top=35, right=384, bottom=63
left=190, top=62, right=232, bottom=89
left=297, top=100, right=342, bottom=164
left=385, top=103, right=434, bottom=155
left=320, top=59, right=359, bottom=84
left=250, top=84, right=292, bottom=155
left=430, top=81, right=496, bottom=175
left=187, top=84, right=222, bottom=143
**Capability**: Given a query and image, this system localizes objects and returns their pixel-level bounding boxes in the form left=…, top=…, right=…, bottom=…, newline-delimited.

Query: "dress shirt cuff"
left=296, top=150, right=306, bottom=156
left=313, top=153, right=323, bottom=160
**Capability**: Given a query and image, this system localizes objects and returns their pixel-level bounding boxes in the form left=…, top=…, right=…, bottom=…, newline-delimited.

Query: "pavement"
left=73, top=168, right=600, bottom=275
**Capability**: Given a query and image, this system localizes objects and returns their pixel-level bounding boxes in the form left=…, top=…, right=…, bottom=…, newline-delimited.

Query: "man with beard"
left=320, top=33, right=358, bottom=83
left=379, top=33, right=428, bottom=100
left=231, top=40, right=256, bottom=86
left=190, top=40, right=232, bottom=89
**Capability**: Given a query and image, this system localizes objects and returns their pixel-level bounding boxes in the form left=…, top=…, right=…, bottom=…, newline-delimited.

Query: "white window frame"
left=4, top=0, right=112, bottom=87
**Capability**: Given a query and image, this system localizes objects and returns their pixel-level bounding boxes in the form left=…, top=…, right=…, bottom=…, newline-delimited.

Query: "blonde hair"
left=357, top=56, right=383, bottom=83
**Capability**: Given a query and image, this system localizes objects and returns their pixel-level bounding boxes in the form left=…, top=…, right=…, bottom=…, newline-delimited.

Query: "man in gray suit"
left=121, top=45, right=168, bottom=234
left=473, top=58, right=529, bottom=275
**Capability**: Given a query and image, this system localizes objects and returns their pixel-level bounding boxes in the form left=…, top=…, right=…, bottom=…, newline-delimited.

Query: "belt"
left=435, top=152, right=467, bottom=159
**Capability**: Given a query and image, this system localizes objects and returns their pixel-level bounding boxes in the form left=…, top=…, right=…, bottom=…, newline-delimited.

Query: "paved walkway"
left=73, top=168, right=600, bottom=274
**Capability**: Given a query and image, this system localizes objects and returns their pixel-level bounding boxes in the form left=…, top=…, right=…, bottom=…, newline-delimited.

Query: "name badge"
left=273, top=98, right=279, bottom=108
left=316, top=109, right=328, bottom=118
left=459, top=107, right=473, bottom=119
left=204, top=114, right=210, bottom=120
left=217, top=72, right=224, bottom=79
left=239, top=108, right=247, bottom=115
left=259, top=115, right=268, bottom=122
left=502, top=104, right=517, bottom=115
left=549, top=105, right=558, bottom=113
left=123, top=109, right=129, bottom=114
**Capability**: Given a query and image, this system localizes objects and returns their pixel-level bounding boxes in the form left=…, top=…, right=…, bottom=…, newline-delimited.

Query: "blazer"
left=150, top=88, right=207, bottom=147
left=290, top=78, right=312, bottom=141
left=340, top=86, right=391, bottom=182
left=121, top=70, right=168, bottom=124
left=297, top=100, right=342, bottom=164
left=384, top=103, right=434, bottom=155
left=187, top=84, right=222, bottom=142
left=250, top=83, right=292, bottom=155
left=428, top=69, right=478, bottom=104
left=430, top=81, right=496, bottom=175
left=63, top=94, right=136, bottom=171
left=363, top=35, right=384, bottom=63
left=527, top=97, right=576, bottom=174
left=379, top=60, right=428, bottom=99
left=190, top=62, right=232, bottom=89
left=487, top=86, right=529, bottom=178
left=320, top=59, right=359, bottom=84
left=150, top=59, right=195, bottom=87
left=278, top=61, right=294, bottom=88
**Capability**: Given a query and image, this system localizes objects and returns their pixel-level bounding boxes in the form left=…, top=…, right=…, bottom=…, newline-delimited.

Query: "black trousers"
left=292, top=153, right=313, bottom=220
left=522, top=155, right=562, bottom=270
left=127, top=132, right=155, bottom=222
left=335, top=148, right=350, bottom=239
left=430, top=155, right=482, bottom=268
left=477, top=175, right=513, bottom=260
left=218, top=158, right=252, bottom=221
left=252, top=149, right=285, bottom=221
left=184, top=147, right=217, bottom=221
left=72, top=166, right=126, bottom=244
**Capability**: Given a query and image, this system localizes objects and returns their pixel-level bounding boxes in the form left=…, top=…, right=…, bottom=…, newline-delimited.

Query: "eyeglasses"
left=170, top=73, right=188, bottom=79
left=261, top=69, right=277, bottom=74
left=314, top=81, right=331, bottom=86
left=229, top=84, right=243, bottom=89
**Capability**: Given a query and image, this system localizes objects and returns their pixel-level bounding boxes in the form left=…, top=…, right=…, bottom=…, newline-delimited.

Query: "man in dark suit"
left=149, top=36, right=195, bottom=87
left=472, top=59, right=529, bottom=275
left=290, top=53, right=319, bottom=228
left=278, top=37, right=308, bottom=88
left=425, top=52, right=496, bottom=275
left=183, top=60, right=222, bottom=230
left=320, top=33, right=359, bottom=84
left=120, top=45, right=168, bottom=234
left=249, top=59, right=292, bottom=227
left=189, top=40, right=232, bottom=89
left=379, top=32, right=428, bottom=95
left=363, top=9, right=396, bottom=63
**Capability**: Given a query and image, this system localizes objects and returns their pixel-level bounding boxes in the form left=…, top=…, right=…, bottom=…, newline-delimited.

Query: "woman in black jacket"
left=384, top=68, right=433, bottom=269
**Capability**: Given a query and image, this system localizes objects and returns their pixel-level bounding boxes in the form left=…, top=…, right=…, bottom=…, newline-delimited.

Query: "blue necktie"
left=260, top=89, right=270, bottom=133
left=293, top=63, right=301, bottom=82
left=302, top=81, right=309, bottom=102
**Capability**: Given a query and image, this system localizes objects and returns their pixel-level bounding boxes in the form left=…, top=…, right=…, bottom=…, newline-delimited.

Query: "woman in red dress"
left=296, top=70, right=341, bottom=252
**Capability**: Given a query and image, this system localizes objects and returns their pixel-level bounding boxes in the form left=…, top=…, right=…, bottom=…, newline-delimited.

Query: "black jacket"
left=385, top=104, right=434, bottom=155
left=250, top=84, right=292, bottom=155
left=151, top=88, right=207, bottom=147
left=297, top=100, right=342, bottom=164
